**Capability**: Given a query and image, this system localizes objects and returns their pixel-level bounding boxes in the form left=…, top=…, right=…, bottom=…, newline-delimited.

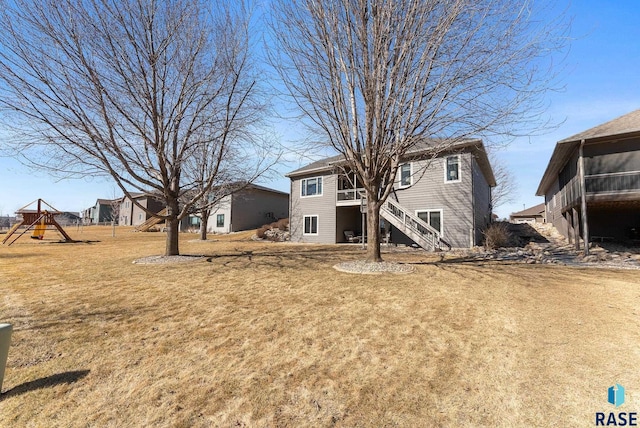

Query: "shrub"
left=256, top=226, right=269, bottom=239
left=275, top=218, right=289, bottom=231
left=483, top=222, right=512, bottom=250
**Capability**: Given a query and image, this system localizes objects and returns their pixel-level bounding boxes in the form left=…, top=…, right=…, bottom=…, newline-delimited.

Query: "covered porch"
left=336, top=206, right=365, bottom=243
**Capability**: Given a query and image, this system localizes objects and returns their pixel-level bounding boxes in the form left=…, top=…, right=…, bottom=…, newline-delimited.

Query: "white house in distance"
left=206, top=184, right=289, bottom=233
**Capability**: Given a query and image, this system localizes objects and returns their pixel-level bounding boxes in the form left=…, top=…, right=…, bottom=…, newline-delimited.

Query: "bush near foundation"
left=483, top=222, right=512, bottom=250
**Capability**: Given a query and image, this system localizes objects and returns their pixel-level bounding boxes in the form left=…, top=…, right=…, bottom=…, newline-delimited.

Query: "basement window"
left=416, top=210, right=442, bottom=234
left=303, top=215, right=318, bottom=235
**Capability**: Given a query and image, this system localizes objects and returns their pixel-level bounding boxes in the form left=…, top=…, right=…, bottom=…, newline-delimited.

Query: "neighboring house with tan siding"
left=119, top=193, right=165, bottom=226
left=286, top=139, right=496, bottom=249
left=206, top=184, right=289, bottom=233
left=536, top=109, right=640, bottom=248
left=509, top=203, right=546, bottom=223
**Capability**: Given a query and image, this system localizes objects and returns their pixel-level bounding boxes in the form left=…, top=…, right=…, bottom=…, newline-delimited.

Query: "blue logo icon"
left=608, top=384, right=625, bottom=407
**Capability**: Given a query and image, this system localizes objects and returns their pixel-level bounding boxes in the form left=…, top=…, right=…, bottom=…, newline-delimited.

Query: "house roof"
left=286, top=138, right=496, bottom=186
left=60, top=212, right=81, bottom=219
left=97, top=198, right=118, bottom=204
left=536, top=109, right=640, bottom=196
left=244, top=183, right=289, bottom=196
left=285, top=153, right=346, bottom=177
left=120, top=184, right=288, bottom=206
left=509, top=203, right=545, bottom=219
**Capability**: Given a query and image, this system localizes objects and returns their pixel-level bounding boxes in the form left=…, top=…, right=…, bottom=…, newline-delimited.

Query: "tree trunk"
left=366, top=203, right=382, bottom=262
left=165, top=199, right=180, bottom=256
left=199, top=209, right=210, bottom=240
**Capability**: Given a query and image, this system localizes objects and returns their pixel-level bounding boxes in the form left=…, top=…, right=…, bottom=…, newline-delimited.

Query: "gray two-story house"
left=536, top=109, right=640, bottom=247
left=82, top=198, right=119, bottom=225
left=286, top=139, right=496, bottom=249
left=119, top=192, right=165, bottom=227
left=206, top=184, right=289, bottom=233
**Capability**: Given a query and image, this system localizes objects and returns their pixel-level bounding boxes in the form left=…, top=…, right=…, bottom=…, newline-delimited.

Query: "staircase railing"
left=381, top=198, right=447, bottom=250
left=135, top=207, right=168, bottom=232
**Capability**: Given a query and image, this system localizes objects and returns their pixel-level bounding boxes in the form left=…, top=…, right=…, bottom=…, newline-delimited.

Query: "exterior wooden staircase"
left=135, top=208, right=168, bottom=232
left=380, top=198, right=451, bottom=251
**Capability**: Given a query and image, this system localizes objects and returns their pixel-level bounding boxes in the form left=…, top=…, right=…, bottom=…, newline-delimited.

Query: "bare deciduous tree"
left=270, top=0, right=565, bottom=261
left=0, top=0, right=270, bottom=255
left=183, top=132, right=278, bottom=241
left=489, top=153, right=519, bottom=211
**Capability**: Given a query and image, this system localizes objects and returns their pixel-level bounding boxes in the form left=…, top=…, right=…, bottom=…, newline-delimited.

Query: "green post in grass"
left=0, top=323, right=12, bottom=393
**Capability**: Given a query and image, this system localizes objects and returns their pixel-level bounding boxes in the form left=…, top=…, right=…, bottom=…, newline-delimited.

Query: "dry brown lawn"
left=0, top=226, right=639, bottom=427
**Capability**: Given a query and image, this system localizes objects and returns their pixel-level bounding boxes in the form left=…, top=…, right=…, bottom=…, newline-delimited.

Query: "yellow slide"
left=32, top=218, right=46, bottom=240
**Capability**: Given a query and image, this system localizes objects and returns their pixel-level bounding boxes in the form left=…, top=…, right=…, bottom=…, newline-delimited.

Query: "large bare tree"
left=270, top=0, right=565, bottom=261
left=0, top=0, right=269, bottom=255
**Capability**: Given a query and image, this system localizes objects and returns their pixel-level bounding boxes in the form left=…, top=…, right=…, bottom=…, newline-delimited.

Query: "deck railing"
left=585, top=170, right=640, bottom=194
left=336, top=187, right=365, bottom=202
left=381, top=198, right=445, bottom=250
left=560, top=170, right=640, bottom=209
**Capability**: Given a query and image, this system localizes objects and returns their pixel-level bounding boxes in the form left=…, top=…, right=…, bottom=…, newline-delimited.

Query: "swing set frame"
left=1, top=199, right=74, bottom=246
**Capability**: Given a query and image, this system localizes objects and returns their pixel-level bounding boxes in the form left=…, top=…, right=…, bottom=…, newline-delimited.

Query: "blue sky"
left=1, top=1, right=639, bottom=219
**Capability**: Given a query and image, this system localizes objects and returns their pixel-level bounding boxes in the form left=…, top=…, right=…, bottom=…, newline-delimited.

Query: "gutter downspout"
left=578, top=139, right=590, bottom=255
left=471, top=156, right=476, bottom=247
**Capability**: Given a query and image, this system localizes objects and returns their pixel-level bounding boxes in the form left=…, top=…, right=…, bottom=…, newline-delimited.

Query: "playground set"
left=1, top=199, right=74, bottom=246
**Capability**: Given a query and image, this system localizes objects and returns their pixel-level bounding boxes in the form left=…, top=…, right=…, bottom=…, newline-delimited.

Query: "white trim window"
left=399, top=163, right=412, bottom=187
left=445, top=155, right=461, bottom=183
left=303, top=215, right=319, bottom=235
left=216, top=214, right=225, bottom=228
left=301, top=177, right=323, bottom=197
left=416, top=209, right=443, bottom=234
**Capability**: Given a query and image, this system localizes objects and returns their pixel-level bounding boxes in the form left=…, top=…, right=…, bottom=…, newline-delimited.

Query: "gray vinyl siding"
left=558, top=151, right=579, bottom=204
left=90, top=202, right=114, bottom=224
left=119, top=196, right=163, bottom=226
left=97, top=204, right=113, bottom=223
left=545, top=178, right=568, bottom=237
left=230, top=189, right=289, bottom=231
left=547, top=150, right=579, bottom=243
left=290, top=172, right=337, bottom=243
left=392, top=153, right=474, bottom=248
left=132, top=201, right=146, bottom=226
left=472, top=156, right=492, bottom=245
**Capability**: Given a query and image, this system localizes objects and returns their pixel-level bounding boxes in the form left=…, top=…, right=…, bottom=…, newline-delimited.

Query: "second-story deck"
left=336, top=173, right=366, bottom=206
left=336, top=187, right=366, bottom=206
left=560, top=170, right=640, bottom=210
